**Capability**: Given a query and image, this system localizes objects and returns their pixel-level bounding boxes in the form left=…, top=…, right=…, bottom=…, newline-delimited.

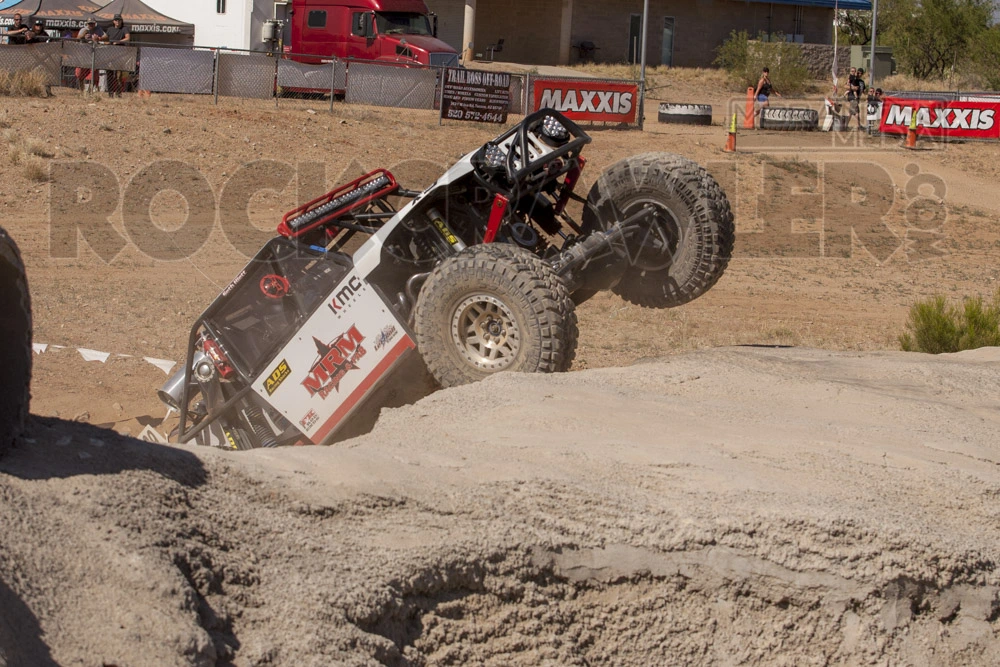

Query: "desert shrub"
left=22, top=156, right=49, bottom=183
left=714, top=30, right=810, bottom=95
left=899, top=292, right=1000, bottom=353
left=0, top=68, right=48, bottom=97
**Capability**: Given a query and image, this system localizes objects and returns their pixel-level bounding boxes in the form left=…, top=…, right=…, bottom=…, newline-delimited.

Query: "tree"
left=837, top=10, right=873, bottom=45
left=971, top=26, right=1000, bottom=88
left=884, top=0, right=992, bottom=78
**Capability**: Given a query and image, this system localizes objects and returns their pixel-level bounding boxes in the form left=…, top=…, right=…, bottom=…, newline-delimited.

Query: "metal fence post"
left=90, top=42, right=96, bottom=95
left=274, top=56, right=279, bottom=108
left=524, top=72, right=531, bottom=115
left=330, top=58, right=336, bottom=113
left=213, top=49, right=221, bottom=105
left=438, top=67, right=446, bottom=125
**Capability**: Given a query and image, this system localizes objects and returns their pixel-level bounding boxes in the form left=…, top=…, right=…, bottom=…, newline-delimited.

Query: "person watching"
left=7, top=14, right=29, bottom=45
left=105, top=14, right=131, bottom=97
left=78, top=18, right=106, bottom=43
left=26, top=20, right=50, bottom=44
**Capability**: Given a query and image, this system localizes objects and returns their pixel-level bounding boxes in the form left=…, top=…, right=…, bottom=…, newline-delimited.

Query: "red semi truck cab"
left=288, top=0, right=459, bottom=67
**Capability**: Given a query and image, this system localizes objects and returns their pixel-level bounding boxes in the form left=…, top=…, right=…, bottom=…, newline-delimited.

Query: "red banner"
left=879, top=97, right=1000, bottom=139
left=532, top=79, right=638, bottom=123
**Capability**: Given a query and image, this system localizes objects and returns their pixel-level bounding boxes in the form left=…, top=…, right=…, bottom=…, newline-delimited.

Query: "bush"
left=714, top=30, right=810, bottom=95
left=899, top=292, right=1000, bottom=353
left=0, top=69, right=49, bottom=97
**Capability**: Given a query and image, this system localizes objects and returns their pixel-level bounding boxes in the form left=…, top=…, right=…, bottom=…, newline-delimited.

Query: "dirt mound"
left=2, top=347, right=999, bottom=665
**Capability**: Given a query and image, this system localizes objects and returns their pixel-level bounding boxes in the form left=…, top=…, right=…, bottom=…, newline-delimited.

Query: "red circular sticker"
left=260, top=274, right=290, bottom=299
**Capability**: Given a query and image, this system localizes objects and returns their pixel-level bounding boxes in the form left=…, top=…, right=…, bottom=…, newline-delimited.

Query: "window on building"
left=217, top=0, right=226, bottom=14
left=308, top=11, right=327, bottom=28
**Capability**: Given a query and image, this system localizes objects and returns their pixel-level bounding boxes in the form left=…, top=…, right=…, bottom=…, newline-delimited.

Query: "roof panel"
left=742, top=0, right=872, bottom=10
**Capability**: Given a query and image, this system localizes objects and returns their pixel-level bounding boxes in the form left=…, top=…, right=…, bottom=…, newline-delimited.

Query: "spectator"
left=105, top=14, right=131, bottom=97
left=753, top=66, right=781, bottom=128
left=26, top=20, right=50, bottom=44
left=76, top=18, right=106, bottom=91
left=845, top=70, right=865, bottom=131
left=77, top=18, right=106, bottom=43
left=7, top=14, right=29, bottom=45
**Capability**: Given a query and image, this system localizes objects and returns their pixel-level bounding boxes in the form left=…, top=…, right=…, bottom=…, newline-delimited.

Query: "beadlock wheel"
left=451, top=293, right=521, bottom=372
left=414, top=244, right=578, bottom=388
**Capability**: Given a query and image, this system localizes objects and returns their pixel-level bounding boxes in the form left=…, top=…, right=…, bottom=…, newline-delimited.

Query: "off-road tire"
left=657, top=103, right=713, bottom=126
left=760, top=107, right=818, bottom=131
left=583, top=153, right=734, bottom=308
left=0, top=227, right=31, bottom=457
left=414, top=244, right=577, bottom=388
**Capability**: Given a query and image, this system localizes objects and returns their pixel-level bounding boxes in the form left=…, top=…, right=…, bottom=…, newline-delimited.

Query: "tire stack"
left=657, top=103, right=713, bottom=126
left=759, top=108, right=819, bottom=131
left=0, top=226, right=31, bottom=457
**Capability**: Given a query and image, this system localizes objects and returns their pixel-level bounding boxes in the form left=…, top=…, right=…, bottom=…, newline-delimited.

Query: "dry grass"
left=22, top=156, right=49, bottom=182
left=0, top=68, right=50, bottom=97
left=5, top=127, right=53, bottom=170
left=878, top=72, right=986, bottom=93
left=565, top=63, right=729, bottom=89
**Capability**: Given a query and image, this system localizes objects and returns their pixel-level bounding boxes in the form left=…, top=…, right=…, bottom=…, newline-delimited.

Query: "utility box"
left=851, top=45, right=895, bottom=81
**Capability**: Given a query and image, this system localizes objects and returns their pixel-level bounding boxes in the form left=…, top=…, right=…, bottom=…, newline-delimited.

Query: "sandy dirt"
left=2, top=79, right=1000, bottom=664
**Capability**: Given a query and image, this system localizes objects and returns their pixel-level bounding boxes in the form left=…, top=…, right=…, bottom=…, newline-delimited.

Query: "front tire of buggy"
left=0, top=226, right=32, bottom=458
left=582, top=153, right=735, bottom=308
left=414, top=244, right=578, bottom=388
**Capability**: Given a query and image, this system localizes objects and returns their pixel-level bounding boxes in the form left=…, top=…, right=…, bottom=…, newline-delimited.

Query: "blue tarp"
left=744, top=0, right=872, bottom=10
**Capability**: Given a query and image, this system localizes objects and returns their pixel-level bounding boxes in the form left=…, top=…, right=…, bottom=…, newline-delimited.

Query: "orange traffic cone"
left=904, top=110, right=918, bottom=149
left=743, top=87, right=755, bottom=129
left=724, top=113, right=737, bottom=152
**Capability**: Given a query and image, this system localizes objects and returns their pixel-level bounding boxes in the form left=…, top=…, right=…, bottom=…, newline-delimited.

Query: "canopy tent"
left=0, top=0, right=103, bottom=29
left=94, top=0, right=194, bottom=36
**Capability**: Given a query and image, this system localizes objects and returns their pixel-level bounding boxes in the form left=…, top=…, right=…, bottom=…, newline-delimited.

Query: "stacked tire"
left=658, top=103, right=713, bottom=126
left=760, top=108, right=818, bottom=131
left=0, top=227, right=31, bottom=457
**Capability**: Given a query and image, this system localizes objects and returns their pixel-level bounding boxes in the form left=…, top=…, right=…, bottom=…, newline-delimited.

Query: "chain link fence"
left=0, top=41, right=637, bottom=125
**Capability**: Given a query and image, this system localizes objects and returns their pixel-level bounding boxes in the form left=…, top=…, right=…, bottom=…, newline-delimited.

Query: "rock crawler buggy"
left=159, top=109, right=735, bottom=449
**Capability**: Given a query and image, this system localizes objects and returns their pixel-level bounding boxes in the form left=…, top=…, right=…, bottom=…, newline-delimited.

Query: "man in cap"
left=76, top=19, right=107, bottom=92
left=77, top=18, right=106, bottom=43
left=26, top=19, right=50, bottom=44
left=105, top=14, right=131, bottom=96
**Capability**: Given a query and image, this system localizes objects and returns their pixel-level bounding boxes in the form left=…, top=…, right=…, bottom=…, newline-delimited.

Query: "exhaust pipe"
left=157, top=349, right=209, bottom=411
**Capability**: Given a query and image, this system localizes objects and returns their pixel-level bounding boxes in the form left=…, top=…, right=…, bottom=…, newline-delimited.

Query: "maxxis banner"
left=879, top=97, right=1000, bottom=139
left=532, top=79, right=638, bottom=123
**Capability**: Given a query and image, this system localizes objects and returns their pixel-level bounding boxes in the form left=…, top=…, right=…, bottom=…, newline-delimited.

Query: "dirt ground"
left=2, top=78, right=1000, bottom=664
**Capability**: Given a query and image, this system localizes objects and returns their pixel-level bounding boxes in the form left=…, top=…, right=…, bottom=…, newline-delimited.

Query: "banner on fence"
left=440, top=68, right=510, bottom=124
left=531, top=78, right=638, bottom=123
left=879, top=97, right=1000, bottom=139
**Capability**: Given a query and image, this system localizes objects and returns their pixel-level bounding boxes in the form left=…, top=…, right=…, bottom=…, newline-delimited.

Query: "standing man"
left=76, top=18, right=107, bottom=92
left=105, top=14, right=131, bottom=97
left=7, top=14, right=29, bottom=45
left=753, top=67, right=781, bottom=128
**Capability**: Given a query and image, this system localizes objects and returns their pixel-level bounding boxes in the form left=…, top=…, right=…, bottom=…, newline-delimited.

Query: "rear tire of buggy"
left=582, top=153, right=735, bottom=308
left=414, top=244, right=578, bottom=388
left=0, top=226, right=32, bottom=458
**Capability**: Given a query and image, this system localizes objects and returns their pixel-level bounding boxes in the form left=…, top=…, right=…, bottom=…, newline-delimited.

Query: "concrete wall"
left=426, top=0, right=835, bottom=67
left=571, top=0, right=833, bottom=67
left=426, top=0, right=465, bottom=54
left=799, top=43, right=852, bottom=79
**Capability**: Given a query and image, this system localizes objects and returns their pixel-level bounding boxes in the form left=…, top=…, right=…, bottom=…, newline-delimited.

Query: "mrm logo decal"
left=302, top=325, right=367, bottom=399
